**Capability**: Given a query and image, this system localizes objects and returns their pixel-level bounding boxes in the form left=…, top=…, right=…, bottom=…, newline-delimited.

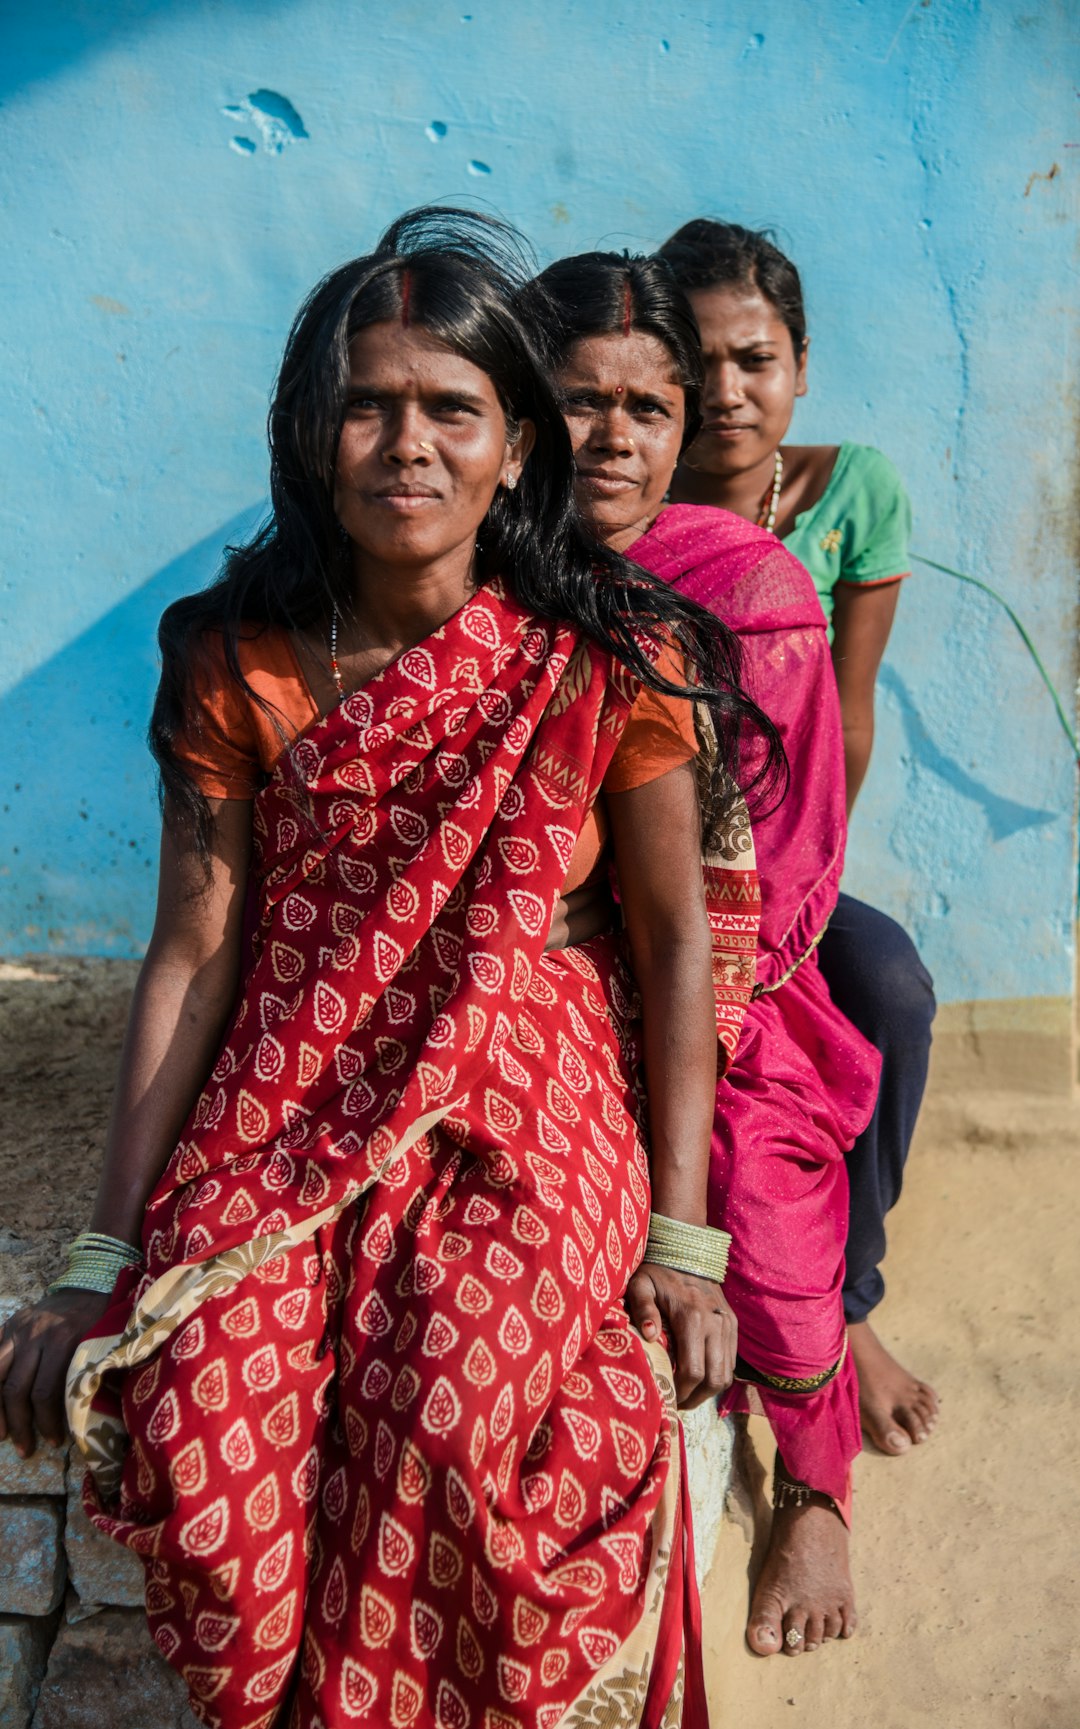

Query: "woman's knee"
left=821, top=898, right=935, bottom=1044
left=875, top=926, right=935, bottom=1037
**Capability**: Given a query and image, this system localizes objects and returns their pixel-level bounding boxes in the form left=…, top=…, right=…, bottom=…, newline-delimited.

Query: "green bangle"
left=46, top=1230, right=142, bottom=1297
left=644, top=1213, right=732, bottom=1286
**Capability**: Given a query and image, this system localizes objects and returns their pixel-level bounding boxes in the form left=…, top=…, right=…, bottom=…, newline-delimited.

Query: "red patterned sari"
left=68, top=579, right=756, bottom=1729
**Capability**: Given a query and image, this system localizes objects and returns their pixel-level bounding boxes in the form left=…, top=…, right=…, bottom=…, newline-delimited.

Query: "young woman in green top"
left=660, top=219, right=940, bottom=1469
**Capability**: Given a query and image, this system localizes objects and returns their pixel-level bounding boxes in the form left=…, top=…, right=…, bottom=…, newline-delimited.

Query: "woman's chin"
left=574, top=496, right=638, bottom=542
left=681, top=444, right=731, bottom=478
left=346, top=528, right=475, bottom=570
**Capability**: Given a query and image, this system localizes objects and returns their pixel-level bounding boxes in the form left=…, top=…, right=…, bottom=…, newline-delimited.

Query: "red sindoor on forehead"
left=400, top=266, right=412, bottom=327
left=622, top=278, right=633, bottom=337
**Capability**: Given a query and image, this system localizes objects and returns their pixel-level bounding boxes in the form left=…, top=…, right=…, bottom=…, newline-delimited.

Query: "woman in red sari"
left=531, top=251, right=881, bottom=1661
left=0, top=210, right=779, bottom=1729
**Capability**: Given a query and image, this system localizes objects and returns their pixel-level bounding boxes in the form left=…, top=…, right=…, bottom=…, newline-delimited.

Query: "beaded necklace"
left=329, top=604, right=344, bottom=697
left=756, top=449, right=784, bottom=533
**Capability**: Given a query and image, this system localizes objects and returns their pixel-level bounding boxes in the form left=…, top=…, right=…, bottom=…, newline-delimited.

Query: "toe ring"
left=785, top=1628, right=803, bottom=1648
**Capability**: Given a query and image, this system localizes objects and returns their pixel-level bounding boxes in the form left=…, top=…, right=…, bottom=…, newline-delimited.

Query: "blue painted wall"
left=1, top=0, right=1077, bottom=1001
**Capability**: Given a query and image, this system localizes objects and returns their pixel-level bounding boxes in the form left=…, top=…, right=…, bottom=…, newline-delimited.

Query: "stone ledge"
left=0, top=1611, right=60, bottom=1729
left=681, top=1403, right=735, bottom=1588
left=0, top=1500, right=65, bottom=1619
left=0, top=1439, right=66, bottom=1499
left=64, top=1458, right=144, bottom=1613
left=30, top=1600, right=201, bottom=1729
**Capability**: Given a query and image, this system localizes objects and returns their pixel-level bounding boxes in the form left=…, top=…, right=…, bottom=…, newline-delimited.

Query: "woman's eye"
left=635, top=400, right=668, bottom=417
left=345, top=395, right=381, bottom=414
left=434, top=398, right=476, bottom=416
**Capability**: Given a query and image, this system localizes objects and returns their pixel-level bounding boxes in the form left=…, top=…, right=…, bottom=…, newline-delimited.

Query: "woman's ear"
left=794, top=338, right=810, bottom=400
left=507, top=418, right=536, bottom=480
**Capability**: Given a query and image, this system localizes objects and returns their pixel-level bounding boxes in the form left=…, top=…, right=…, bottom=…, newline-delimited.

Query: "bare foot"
left=746, top=1498, right=856, bottom=1656
left=849, top=1319, right=939, bottom=1455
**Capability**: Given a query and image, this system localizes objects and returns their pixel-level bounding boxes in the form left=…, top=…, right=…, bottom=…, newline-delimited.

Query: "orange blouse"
left=175, top=627, right=698, bottom=895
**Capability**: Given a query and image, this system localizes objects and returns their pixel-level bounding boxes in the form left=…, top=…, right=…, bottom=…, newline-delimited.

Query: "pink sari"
left=629, top=507, right=881, bottom=1509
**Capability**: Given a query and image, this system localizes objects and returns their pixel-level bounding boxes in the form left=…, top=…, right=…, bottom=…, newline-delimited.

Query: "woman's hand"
left=626, top=1261, right=737, bottom=1408
left=0, top=1290, right=110, bottom=1457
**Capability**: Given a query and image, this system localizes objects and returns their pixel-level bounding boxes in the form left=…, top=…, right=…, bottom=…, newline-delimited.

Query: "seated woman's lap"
left=108, top=937, right=674, bottom=1728
left=117, top=1238, right=335, bottom=1726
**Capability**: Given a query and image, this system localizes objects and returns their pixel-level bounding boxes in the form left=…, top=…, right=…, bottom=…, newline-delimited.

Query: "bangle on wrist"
left=644, top=1212, right=731, bottom=1286
left=47, top=1231, right=142, bottom=1297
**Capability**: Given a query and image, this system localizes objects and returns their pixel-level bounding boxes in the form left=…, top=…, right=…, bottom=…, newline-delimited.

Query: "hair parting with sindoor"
left=527, top=249, right=707, bottom=451
left=151, top=205, right=784, bottom=857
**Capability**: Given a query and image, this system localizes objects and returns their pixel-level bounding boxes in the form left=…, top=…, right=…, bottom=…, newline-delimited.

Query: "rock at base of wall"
left=680, top=1404, right=735, bottom=1588
left=63, top=1460, right=144, bottom=1612
left=0, top=1500, right=65, bottom=1618
left=30, top=1602, right=202, bottom=1729
left=0, top=1611, right=60, bottom=1729
left=0, top=1439, right=67, bottom=1499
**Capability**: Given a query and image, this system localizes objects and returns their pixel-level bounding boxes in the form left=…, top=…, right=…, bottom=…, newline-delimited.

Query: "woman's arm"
left=830, top=579, right=901, bottom=815
left=0, top=798, right=252, bottom=1455
left=607, top=761, right=737, bottom=1407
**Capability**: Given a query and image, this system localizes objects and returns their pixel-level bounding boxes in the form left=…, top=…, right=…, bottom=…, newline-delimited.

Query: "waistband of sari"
left=750, top=917, right=830, bottom=1000
left=734, top=1331, right=847, bottom=1396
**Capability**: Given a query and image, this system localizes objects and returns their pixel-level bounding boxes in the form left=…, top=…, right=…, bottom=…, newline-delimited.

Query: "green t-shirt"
left=782, top=442, right=912, bottom=638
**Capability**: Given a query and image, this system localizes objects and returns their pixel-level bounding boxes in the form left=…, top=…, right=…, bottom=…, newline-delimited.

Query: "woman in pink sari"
left=0, top=210, right=780, bottom=1728
left=531, top=251, right=880, bottom=1660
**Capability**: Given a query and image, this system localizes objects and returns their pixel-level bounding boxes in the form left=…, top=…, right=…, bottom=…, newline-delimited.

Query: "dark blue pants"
left=816, top=893, right=936, bottom=1324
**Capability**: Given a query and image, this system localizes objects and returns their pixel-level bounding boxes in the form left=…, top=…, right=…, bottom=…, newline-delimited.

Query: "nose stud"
left=418, top=440, right=435, bottom=453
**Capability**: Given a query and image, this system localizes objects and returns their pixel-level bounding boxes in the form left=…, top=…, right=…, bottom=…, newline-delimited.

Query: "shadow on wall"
left=0, top=521, right=1067, bottom=960
left=1, top=2, right=302, bottom=105
left=0, top=505, right=266, bottom=956
left=877, top=665, right=1058, bottom=843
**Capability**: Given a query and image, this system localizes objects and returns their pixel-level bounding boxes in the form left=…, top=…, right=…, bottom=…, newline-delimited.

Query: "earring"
left=505, top=472, right=518, bottom=491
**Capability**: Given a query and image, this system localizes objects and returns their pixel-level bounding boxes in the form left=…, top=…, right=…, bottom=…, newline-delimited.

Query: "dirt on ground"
left=0, top=958, right=139, bottom=1308
left=702, top=1082, right=1080, bottom=1729
left=1, top=957, right=1077, bottom=1727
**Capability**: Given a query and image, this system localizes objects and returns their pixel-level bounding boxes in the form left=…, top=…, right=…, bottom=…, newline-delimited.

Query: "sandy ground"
left=1, top=958, right=1077, bottom=1727
left=701, top=1083, right=1080, bottom=1729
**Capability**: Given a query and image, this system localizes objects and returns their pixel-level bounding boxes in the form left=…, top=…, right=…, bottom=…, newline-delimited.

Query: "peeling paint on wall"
left=221, top=90, right=308, bottom=155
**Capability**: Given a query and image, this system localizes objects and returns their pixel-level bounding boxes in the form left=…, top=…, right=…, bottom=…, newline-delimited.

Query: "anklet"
left=772, top=1454, right=839, bottom=1515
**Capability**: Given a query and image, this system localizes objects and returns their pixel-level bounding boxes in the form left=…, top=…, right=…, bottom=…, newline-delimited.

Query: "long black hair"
left=152, top=207, right=782, bottom=852
left=657, top=219, right=808, bottom=357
